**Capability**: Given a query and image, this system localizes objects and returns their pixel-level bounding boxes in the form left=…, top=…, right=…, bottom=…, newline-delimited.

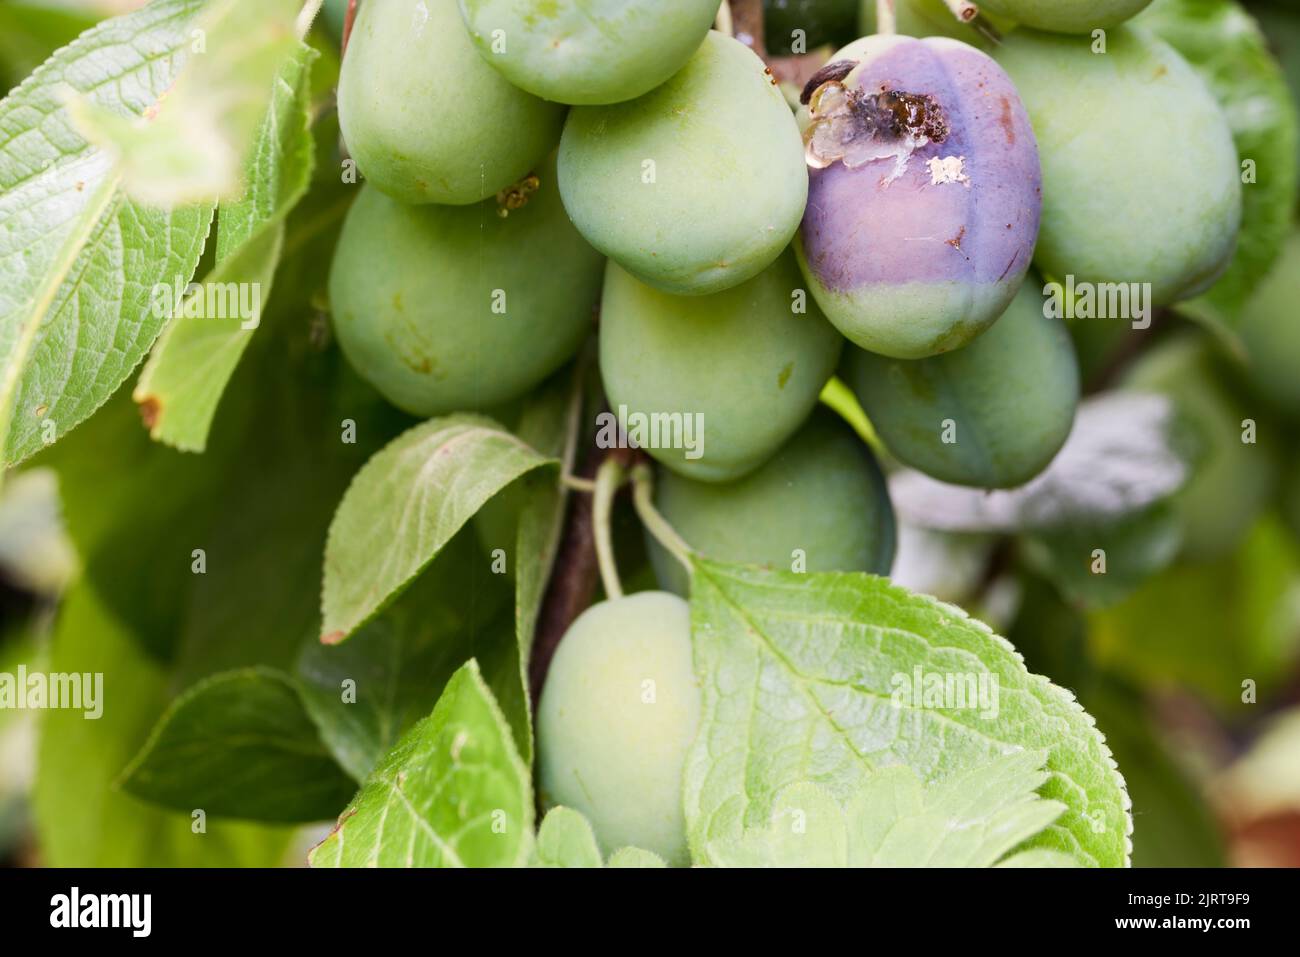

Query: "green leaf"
left=889, top=392, right=1198, bottom=534
left=297, top=530, right=515, bottom=782
left=28, top=170, right=408, bottom=864
left=685, top=559, right=1133, bottom=867
left=509, top=365, right=586, bottom=758
left=0, top=0, right=214, bottom=467
left=33, top=585, right=293, bottom=866
left=708, top=751, right=1069, bottom=867
left=1090, top=514, right=1300, bottom=709
left=309, top=660, right=533, bottom=868
left=532, top=806, right=668, bottom=868
left=320, top=415, right=556, bottom=644
left=0, top=2, right=98, bottom=92
left=119, top=667, right=357, bottom=823
left=133, top=44, right=317, bottom=450
left=534, top=807, right=603, bottom=868
left=607, top=846, right=668, bottom=868
left=1139, top=0, right=1300, bottom=327
left=68, top=0, right=301, bottom=206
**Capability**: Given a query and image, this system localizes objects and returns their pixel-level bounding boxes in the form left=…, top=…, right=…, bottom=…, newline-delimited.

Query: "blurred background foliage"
left=0, top=0, right=1298, bottom=867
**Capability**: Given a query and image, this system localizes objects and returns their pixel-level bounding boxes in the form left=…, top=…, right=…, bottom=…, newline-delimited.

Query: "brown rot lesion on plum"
left=496, top=173, right=541, bottom=217
left=802, top=72, right=951, bottom=184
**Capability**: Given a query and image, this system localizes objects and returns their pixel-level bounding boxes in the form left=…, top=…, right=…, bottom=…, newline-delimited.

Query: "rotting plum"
left=537, top=592, right=699, bottom=866
left=795, top=35, right=1042, bottom=359
left=996, top=27, right=1241, bottom=306
left=338, top=0, right=564, bottom=205
left=1122, top=334, right=1278, bottom=562
left=458, top=0, right=721, bottom=106
left=328, top=164, right=603, bottom=417
left=648, top=408, right=895, bottom=596
left=559, top=31, right=807, bottom=296
left=599, top=251, right=843, bottom=483
left=978, top=0, right=1153, bottom=34
left=846, top=280, right=1079, bottom=489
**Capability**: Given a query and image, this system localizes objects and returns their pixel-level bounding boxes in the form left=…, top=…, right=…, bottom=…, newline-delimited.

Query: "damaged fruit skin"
left=328, top=167, right=603, bottom=416
left=795, top=35, right=1042, bottom=360
left=338, top=0, right=564, bottom=205
left=537, top=592, right=699, bottom=866
left=458, top=0, right=721, bottom=106
left=846, top=280, right=1079, bottom=489
left=996, top=28, right=1241, bottom=306
left=649, top=408, right=896, bottom=596
left=977, top=0, right=1153, bottom=34
left=599, top=252, right=843, bottom=483
left=559, top=31, right=808, bottom=296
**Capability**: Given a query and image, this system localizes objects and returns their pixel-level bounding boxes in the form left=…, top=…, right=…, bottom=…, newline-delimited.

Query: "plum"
left=559, top=31, right=807, bottom=296
left=1239, top=232, right=1300, bottom=416
left=795, top=35, right=1042, bottom=359
left=846, top=280, right=1079, bottom=489
left=537, top=592, right=699, bottom=866
left=338, top=0, right=564, bottom=205
left=328, top=165, right=603, bottom=416
left=649, top=408, right=895, bottom=596
left=599, top=251, right=844, bottom=483
left=978, top=0, right=1153, bottom=34
left=996, top=27, right=1241, bottom=306
left=457, top=0, right=721, bottom=105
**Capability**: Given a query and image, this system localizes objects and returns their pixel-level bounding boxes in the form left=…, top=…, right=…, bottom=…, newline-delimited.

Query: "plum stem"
left=714, top=1, right=734, bottom=38
left=876, top=0, right=897, bottom=35
left=630, top=464, right=695, bottom=575
left=295, top=0, right=325, bottom=40
left=942, top=0, right=980, bottom=24
left=592, top=458, right=626, bottom=600
left=561, top=474, right=597, bottom=493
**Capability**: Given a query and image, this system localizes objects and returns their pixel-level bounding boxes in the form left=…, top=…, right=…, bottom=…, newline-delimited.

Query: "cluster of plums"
left=327, top=0, right=1242, bottom=864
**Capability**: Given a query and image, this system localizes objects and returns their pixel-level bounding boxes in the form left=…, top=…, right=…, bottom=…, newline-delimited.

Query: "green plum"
left=980, top=0, right=1152, bottom=33
left=338, top=0, right=564, bottom=204
left=537, top=592, right=699, bottom=866
left=996, top=27, right=1240, bottom=306
left=1123, top=334, right=1279, bottom=562
left=1239, top=232, right=1300, bottom=416
left=649, top=408, right=895, bottom=596
left=328, top=168, right=603, bottom=416
left=457, top=0, right=721, bottom=105
left=846, top=280, right=1079, bottom=488
left=559, top=31, right=807, bottom=295
left=599, top=251, right=844, bottom=483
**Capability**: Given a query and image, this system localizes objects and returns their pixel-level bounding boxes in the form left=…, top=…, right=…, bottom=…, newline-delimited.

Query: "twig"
left=876, top=0, right=896, bottom=35
left=592, top=458, right=626, bottom=600
left=527, top=423, right=642, bottom=704
left=728, top=0, right=766, bottom=58
left=342, top=0, right=358, bottom=56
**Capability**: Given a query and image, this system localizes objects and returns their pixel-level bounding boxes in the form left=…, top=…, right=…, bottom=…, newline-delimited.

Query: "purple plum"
left=795, top=35, right=1041, bottom=359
